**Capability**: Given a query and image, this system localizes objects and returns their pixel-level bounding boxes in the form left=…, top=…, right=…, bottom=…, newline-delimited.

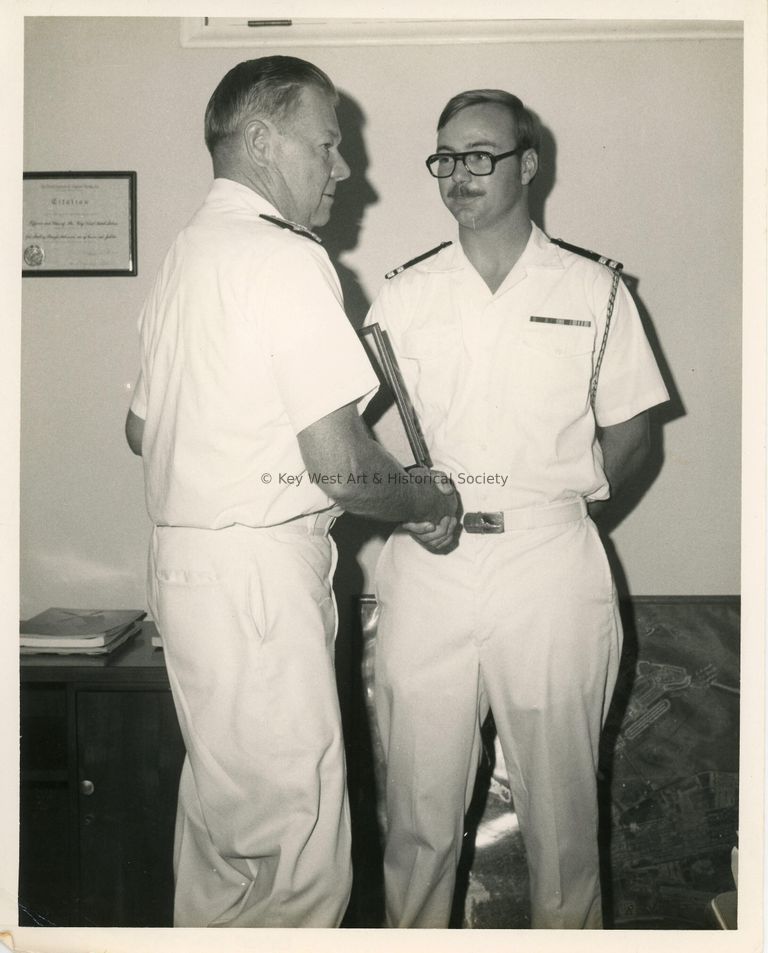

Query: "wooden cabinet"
left=19, top=624, right=186, bottom=927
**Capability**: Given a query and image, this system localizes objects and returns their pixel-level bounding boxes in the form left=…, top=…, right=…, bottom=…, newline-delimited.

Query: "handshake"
left=403, top=467, right=462, bottom=554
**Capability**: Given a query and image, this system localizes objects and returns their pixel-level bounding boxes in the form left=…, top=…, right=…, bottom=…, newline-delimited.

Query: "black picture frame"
left=359, top=322, right=432, bottom=470
left=22, top=171, right=137, bottom=277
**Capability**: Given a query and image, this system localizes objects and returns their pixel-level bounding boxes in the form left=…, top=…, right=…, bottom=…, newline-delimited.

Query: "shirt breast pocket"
left=517, top=323, right=595, bottom=420
left=520, top=322, right=594, bottom=358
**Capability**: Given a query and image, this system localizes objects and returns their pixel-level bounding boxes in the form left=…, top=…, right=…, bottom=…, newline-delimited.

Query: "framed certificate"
left=22, top=171, right=137, bottom=277
left=359, top=323, right=432, bottom=470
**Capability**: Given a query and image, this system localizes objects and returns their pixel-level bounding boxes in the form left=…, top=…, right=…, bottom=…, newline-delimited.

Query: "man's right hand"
left=403, top=468, right=460, bottom=552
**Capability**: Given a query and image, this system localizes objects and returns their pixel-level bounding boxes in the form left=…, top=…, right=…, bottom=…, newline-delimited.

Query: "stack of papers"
left=20, top=607, right=146, bottom=655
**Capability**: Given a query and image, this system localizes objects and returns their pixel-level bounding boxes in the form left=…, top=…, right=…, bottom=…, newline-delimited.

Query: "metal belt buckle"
left=463, top=511, right=505, bottom=534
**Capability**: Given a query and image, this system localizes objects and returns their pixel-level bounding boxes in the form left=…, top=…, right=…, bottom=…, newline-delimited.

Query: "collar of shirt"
left=416, top=222, right=566, bottom=282
left=207, top=177, right=283, bottom=220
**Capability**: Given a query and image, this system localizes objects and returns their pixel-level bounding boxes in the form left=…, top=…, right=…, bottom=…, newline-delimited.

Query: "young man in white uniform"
left=125, top=57, right=458, bottom=929
left=366, top=89, right=669, bottom=929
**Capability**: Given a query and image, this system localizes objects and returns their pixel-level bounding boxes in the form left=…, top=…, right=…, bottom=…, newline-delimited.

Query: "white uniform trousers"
left=373, top=506, right=622, bottom=929
left=148, top=517, right=352, bottom=927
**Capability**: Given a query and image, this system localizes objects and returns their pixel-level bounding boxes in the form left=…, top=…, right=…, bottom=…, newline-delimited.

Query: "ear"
left=521, top=148, right=538, bottom=186
left=243, top=117, right=274, bottom=168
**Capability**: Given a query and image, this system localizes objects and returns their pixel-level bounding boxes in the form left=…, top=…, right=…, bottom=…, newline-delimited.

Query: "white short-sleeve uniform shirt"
left=131, top=178, right=378, bottom=529
left=366, top=223, right=668, bottom=513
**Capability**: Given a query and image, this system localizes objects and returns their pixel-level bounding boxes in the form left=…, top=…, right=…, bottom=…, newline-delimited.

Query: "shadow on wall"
left=599, top=272, right=685, bottom=597
left=319, top=91, right=379, bottom=330
left=528, top=113, right=555, bottom=233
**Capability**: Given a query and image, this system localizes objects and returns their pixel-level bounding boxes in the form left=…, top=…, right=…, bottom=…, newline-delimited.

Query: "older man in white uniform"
left=125, top=56, right=457, bottom=928
left=367, top=89, right=669, bottom=929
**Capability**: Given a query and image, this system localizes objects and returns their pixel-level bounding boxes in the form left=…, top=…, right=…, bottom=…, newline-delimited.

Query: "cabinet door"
left=19, top=684, right=73, bottom=926
left=76, top=689, right=185, bottom=926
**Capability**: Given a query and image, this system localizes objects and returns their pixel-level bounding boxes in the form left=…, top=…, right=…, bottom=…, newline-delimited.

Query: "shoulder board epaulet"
left=550, top=237, right=622, bottom=272
left=259, top=213, right=323, bottom=245
left=385, top=241, right=453, bottom=279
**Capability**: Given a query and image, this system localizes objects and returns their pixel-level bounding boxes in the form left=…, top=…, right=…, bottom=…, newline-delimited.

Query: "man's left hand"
left=403, top=514, right=460, bottom=553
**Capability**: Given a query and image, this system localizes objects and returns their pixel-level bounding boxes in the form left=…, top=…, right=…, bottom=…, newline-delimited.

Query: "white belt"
left=271, top=507, right=341, bottom=536
left=462, top=498, right=588, bottom=534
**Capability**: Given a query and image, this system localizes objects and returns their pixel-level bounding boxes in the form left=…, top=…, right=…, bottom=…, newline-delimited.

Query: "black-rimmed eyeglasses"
left=425, top=147, right=525, bottom=178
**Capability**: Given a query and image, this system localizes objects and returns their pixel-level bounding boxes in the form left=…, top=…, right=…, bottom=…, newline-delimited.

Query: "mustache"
left=447, top=184, right=484, bottom=199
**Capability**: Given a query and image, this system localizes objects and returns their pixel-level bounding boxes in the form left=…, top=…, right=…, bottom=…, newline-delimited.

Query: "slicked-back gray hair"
left=204, top=55, right=337, bottom=157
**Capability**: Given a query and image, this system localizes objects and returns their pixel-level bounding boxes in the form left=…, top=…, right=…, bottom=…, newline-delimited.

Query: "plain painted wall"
left=20, top=17, right=742, bottom=617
